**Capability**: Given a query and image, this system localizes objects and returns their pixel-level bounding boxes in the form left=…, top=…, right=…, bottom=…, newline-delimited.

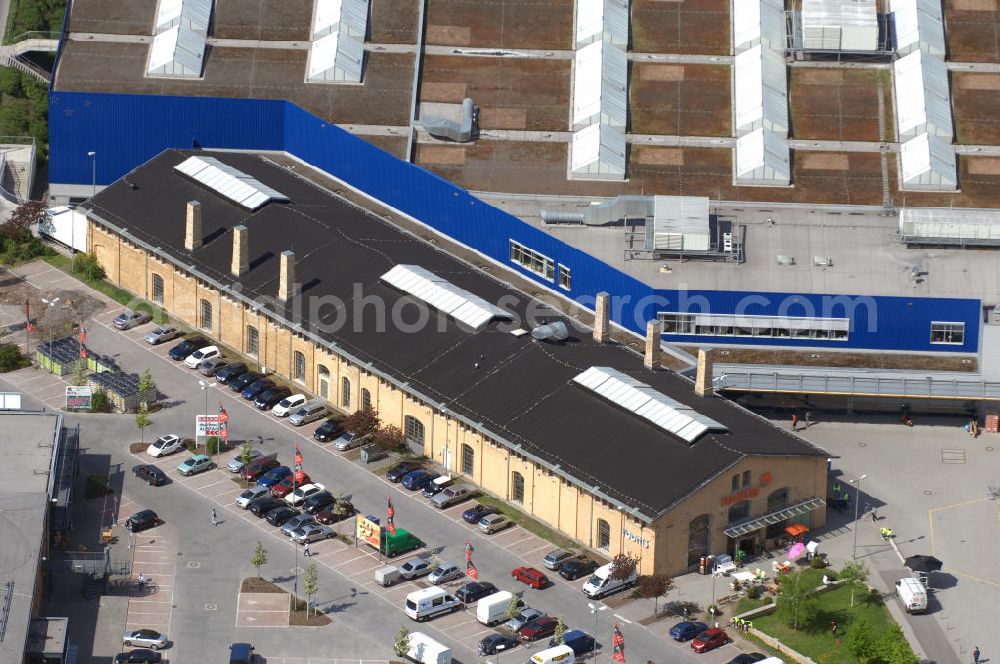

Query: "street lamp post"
left=707, top=554, right=719, bottom=625
left=198, top=380, right=216, bottom=465
left=587, top=602, right=608, bottom=664
left=87, top=151, right=96, bottom=197
left=495, top=642, right=506, bottom=664
left=850, top=474, right=867, bottom=560
left=41, top=297, right=60, bottom=372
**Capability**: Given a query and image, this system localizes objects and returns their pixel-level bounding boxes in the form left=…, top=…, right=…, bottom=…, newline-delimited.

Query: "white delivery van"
left=405, top=631, right=452, bottom=664
left=477, top=590, right=521, bottom=626
left=895, top=577, right=928, bottom=613
left=405, top=586, right=462, bottom=621
left=756, top=658, right=786, bottom=664
left=581, top=563, right=637, bottom=599
left=529, top=645, right=575, bottom=664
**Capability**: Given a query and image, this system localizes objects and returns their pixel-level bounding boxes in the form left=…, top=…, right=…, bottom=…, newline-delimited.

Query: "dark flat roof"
left=88, top=149, right=825, bottom=519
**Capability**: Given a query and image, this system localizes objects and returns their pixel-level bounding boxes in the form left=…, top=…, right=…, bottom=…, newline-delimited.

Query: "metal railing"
left=8, top=30, right=59, bottom=43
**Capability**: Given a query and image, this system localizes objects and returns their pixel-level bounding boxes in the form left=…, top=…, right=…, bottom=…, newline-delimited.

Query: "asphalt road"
left=32, top=305, right=752, bottom=664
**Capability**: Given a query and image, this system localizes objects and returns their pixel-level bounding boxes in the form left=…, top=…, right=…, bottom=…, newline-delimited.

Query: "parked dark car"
left=401, top=469, right=439, bottom=491
left=313, top=419, right=343, bottom=443
left=725, top=655, right=767, bottom=664
left=456, top=581, right=498, bottom=603
left=255, top=387, right=291, bottom=410
left=132, top=464, right=167, bottom=486
left=303, top=491, right=336, bottom=514
left=167, top=336, right=207, bottom=361
left=559, top=559, right=600, bottom=581
left=555, top=630, right=596, bottom=657
left=242, top=378, right=276, bottom=401
left=249, top=496, right=285, bottom=518
left=422, top=476, right=452, bottom=498
left=518, top=616, right=559, bottom=642
left=669, top=621, right=708, bottom=642
left=385, top=461, right=422, bottom=483
left=114, top=649, right=162, bottom=663
left=241, top=456, right=281, bottom=482
left=215, top=362, right=248, bottom=384
left=316, top=501, right=354, bottom=524
left=463, top=504, right=499, bottom=524
left=229, top=371, right=264, bottom=393
left=257, top=466, right=292, bottom=488
left=125, top=509, right=161, bottom=532
left=265, top=506, right=301, bottom=527
left=478, top=633, right=518, bottom=656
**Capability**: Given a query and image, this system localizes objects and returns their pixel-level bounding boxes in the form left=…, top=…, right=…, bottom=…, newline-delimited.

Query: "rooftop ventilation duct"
left=531, top=321, right=569, bottom=342
left=422, top=98, right=478, bottom=143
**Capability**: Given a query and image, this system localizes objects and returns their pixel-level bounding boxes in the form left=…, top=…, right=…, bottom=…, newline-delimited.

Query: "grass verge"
left=43, top=255, right=168, bottom=323
left=473, top=494, right=581, bottom=553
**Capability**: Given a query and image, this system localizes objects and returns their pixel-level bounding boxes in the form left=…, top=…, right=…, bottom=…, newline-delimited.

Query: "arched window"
left=151, top=273, right=164, bottom=305
left=199, top=298, right=213, bottom=331
left=246, top=325, right=259, bottom=357
left=293, top=351, right=305, bottom=382
left=597, top=518, right=611, bottom=551
left=728, top=500, right=751, bottom=524
left=766, top=488, right=790, bottom=538
left=317, top=365, right=330, bottom=399
left=404, top=416, right=425, bottom=445
left=461, top=444, right=474, bottom=475
left=361, top=388, right=372, bottom=413
left=687, top=514, right=711, bottom=567
left=511, top=472, right=525, bottom=503
left=341, top=377, right=351, bottom=408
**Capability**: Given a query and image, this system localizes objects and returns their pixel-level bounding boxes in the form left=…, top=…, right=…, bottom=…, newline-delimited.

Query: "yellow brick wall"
left=86, top=218, right=828, bottom=577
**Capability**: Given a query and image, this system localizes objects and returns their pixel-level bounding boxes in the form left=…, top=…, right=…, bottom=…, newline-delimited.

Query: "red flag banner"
left=79, top=327, right=87, bottom=344
left=612, top=624, right=625, bottom=664
left=465, top=539, right=473, bottom=563
left=218, top=405, right=229, bottom=424
left=386, top=495, right=397, bottom=535
left=25, top=298, right=35, bottom=333
left=294, top=444, right=304, bottom=471
left=466, top=560, right=479, bottom=580
left=80, top=347, right=87, bottom=359
left=294, top=469, right=306, bottom=484
left=218, top=405, right=229, bottom=441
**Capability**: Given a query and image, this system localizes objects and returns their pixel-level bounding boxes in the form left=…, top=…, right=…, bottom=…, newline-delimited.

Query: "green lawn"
left=752, top=576, right=915, bottom=664
left=474, top=494, right=583, bottom=554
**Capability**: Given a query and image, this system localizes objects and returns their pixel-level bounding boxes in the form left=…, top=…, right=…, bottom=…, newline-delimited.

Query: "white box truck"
left=405, top=631, right=452, bottom=664
left=476, top=590, right=520, bottom=626
left=581, top=563, right=637, bottom=599
left=895, top=577, right=928, bottom=613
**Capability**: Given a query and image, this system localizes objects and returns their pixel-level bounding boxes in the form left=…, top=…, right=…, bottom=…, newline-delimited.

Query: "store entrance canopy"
left=785, top=523, right=809, bottom=538
left=723, top=497, right=826, bottom=538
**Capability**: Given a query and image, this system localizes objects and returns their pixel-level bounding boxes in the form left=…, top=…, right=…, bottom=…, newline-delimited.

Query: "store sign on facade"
left=623, top=529, right=650, bottom=548
left=720, top=471, right=774, bottom=507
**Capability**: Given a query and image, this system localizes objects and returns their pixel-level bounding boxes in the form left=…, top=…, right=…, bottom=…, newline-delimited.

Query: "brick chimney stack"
left=643, top=320, right=662, bottom=370
left=593, top=292, right=610, bottom=343
left=184, top=201, right=202, bottom=251
left=231, top=225, right=249, bottom=278
left=279, top=250, right=296, bottom=301
left=695, top=348, right=714, bottom=397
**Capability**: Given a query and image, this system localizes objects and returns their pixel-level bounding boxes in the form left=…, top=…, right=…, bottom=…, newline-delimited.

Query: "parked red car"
left=518, top=616, right=558, bottom=642
left=271, top=473, right=312, bottom=498
left=511, top=567, right=549, bottom=589
left=691, top=629, right=729, bottom=653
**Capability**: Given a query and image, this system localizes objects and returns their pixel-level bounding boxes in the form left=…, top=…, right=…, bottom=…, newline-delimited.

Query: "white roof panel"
left=734, top=44, right=788, bottom=136
left=735, top=128, right=791, bottom=185
left=571, top=123, right=626, bottom=177
left=307, top=31, right=364, bottom=82
left=381, top=264, right=513, bottom=332
left=899, top=133, right=957, bottom=191
left=312, top=0, right=369, bottom=39
left=733, top=0, right=785, bottom=52
left=899, top=207, right=1000, bottom=240
left=893, top=49, right=953, bottom=140
left=572, top=37, right=628, bottom=128
left=147, top=25, right=205, bottom=78
left=891, top=0, right=945, bottom=56
left=174, top=155, right=289, bottom=209
left=155, top=0, right=212, bottom=35
left=572, top=367, right=727, bottom=443
left=575, top=0, right=629, bottom=47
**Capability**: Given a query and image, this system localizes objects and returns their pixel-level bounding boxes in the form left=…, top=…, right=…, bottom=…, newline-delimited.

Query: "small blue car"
left=401, top=469, right=440, bottom=491
left=257, top=466, right=292, bottom=488
left=669, top=621, right=708, bottom=642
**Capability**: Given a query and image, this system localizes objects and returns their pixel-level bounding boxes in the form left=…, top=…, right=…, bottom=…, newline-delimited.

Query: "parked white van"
left=405, top=631, right=452, bottom=664
left=404, top=586, right=462, bottom=621
left=529, top=645, right=574, bottom=664
left=895, top=577, right=928, bottom=613
left=476, top=590, right=522, bottom=626
left=581, top=562, right=637, bottom=599
left=756, top=658, right=786, bottom=664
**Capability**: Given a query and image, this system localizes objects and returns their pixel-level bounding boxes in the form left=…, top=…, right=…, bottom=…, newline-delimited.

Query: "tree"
left=553, top=617, right=567, bottom=644
left=504, top=594, right=521, bottom=622
left=845, top=617, right=878, bottom=664
left=135, top=402, right=151, bottom=442
left=0, top=344, right=26, bottom=372
left=775, top=570, right=818, bottom=630
left=250, top=541, right=268, bottom=578
left=138, top=368, right=156, bottom=407
left=393, top=625, right=412, bottom=657
left=877, top=625, right=919, bottom=664
left=636, top=574, right=674, bottom=614
left=342, top=408, right=381, bottom=438
left=73, top=358, right=87, bottom=386
left=5, top=201, right=45, bottom=238
left=609, top=553, right=639, bottom=581
left=838, top=561, right=869, bottom=608
left=373, top=424, right=406, bottom=452
left=303, top=562, right=319, bottom=617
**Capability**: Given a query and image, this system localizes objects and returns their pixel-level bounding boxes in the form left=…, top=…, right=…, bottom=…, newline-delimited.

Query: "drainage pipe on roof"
left=541, top=195, right=654, bottom=226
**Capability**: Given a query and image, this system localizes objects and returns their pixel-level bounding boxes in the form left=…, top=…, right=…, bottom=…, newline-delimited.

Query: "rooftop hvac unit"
left=531, top=321, right=569, bottom=342
left=776, top=255, right=796, bottom=265
left=813, top=256, right=833, bottom=267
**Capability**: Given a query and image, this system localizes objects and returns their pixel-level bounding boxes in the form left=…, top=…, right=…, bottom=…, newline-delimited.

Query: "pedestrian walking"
left=791, top=414, right=799, bottom=431
left=973, top=647, right=980, bottom=664
left=871, top=508, right=878, bottom=523
left=805, top=411, right=812, bottom=428
left=831, top=620, right=838, bottom=636
left=833, top=482, right=842, bottom=494
left=211, top=509, right=217, bottom=527
left=303, top=541, right=311, bottom=558
left=137, top=573, right=145, bottom=592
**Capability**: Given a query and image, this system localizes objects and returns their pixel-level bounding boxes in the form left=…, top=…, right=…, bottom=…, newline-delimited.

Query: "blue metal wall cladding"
left=50, top=91, right=982, bottom=353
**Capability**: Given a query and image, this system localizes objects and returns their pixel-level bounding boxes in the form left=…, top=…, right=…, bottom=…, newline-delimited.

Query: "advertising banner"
left=356, top=515, right=381, bottom=548
left=66, top=386, right=92, bottom=411
left=195, top=415, right=223, bottom=437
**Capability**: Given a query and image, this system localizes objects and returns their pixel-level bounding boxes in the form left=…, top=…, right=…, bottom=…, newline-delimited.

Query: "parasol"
left=787, top=542, right=806, bottom=559
left=903, top=555, right=942, bottom=574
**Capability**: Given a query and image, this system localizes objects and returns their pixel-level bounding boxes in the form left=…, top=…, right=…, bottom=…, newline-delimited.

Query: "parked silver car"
left=430, top=485, right=477, bottom=509
left=281, top=514, right=315, bottom=537
left=236, top=485, right=269, bottom=509
left=542, top=548, right=581, bottom=571
left=504, top=608, right=544, bottom=633
left=198, top=357, right=229, bottom=376
left=290, top=524, right=334, bottom=543
left=227, top=449, right=263, bottom=473
left=333, top=431, right=365, bottom=452
left=122, top=629, right=168, bottom=650
left=398, top=557, right=434, bottom=580
left=428, top=563, right=464, bottom=584
left=289, top=402, right=327, bottom=426
left=479, top=513, right=513, bottom=534
left=144, top=325, right=180, bottom=345
left=114, top=310, right=151, bottom=330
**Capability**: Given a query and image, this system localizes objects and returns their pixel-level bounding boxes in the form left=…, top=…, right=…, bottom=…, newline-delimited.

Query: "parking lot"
left=10, top=260, right=755, bottom=664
